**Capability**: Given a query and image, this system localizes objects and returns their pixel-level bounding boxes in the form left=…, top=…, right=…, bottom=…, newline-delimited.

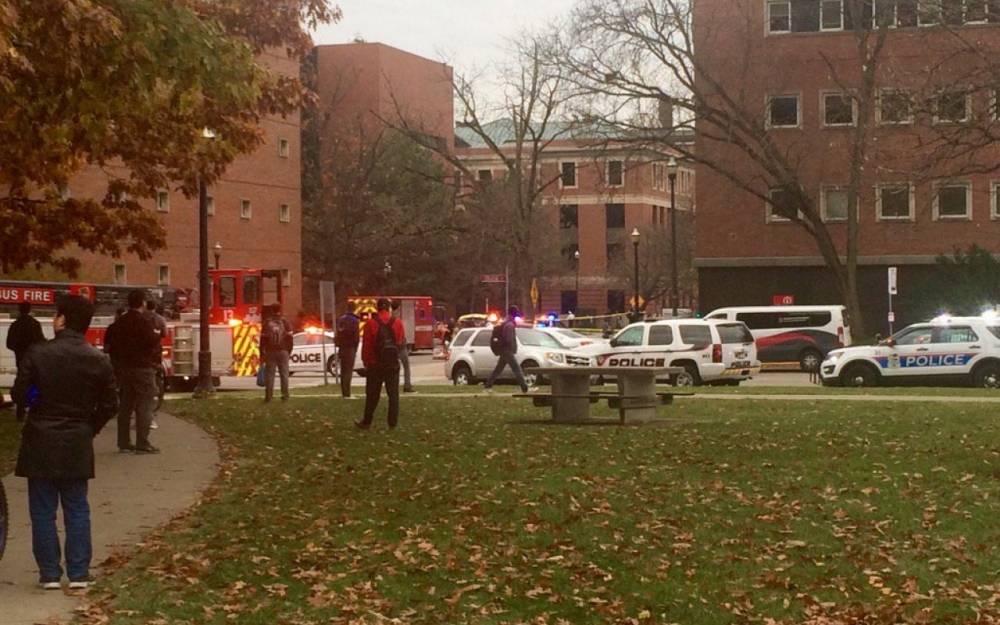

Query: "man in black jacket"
left=6, top=302, right=46, bottom=421
left=260, top=304, right=293, bottom=402
left=483, top=306, right=533, bottom=394
left=14, top=295, right=118, bottom=589
left=107, top=290, right=161, bottom=453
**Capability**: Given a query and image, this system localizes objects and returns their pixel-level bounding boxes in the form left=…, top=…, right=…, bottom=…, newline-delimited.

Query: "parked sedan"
left=445, top=326, right=591, bottom=386
left=535, top=326, right=609, bottom=350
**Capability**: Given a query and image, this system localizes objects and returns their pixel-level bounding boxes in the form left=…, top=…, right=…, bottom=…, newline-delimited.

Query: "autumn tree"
left=0, top=0, right=337, bottom=274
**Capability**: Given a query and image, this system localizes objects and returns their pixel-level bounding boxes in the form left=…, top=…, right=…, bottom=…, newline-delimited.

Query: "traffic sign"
left=480, top=274, right=506, bottom=283
left=888, top=267, right=898, bottom=295
left=530, top=279, right=540, bottom=308
left=888, top=311, right=895, bottom=323
left=628, top=295, right=646, bottom=308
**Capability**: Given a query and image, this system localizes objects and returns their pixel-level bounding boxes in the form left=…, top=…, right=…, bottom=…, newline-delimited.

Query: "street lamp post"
left=213, top=242, right=222, bottom=269
left=666, top=156, right=679, bottom=317
left=630, top=227, right=641, bottom=322
left=194, top=128, right=216, bottom=399
left=573, top=249, right=581, bottom=327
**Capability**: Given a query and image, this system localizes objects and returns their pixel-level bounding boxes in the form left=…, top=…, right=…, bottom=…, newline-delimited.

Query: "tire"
left=452, top=363, right=474, bottom=386
left=521, top=360, right=540, bottom=387
left=972, top=362, right=1000, bottom=389
left=0, top=481, right=8, bottom=561
left=673, top=363, right=702, bottom=387
left=841, top=362, right=878, bottom=387
left=327, top=356, right=339, bottom=378
left=799, top=349, right=823, bottom=372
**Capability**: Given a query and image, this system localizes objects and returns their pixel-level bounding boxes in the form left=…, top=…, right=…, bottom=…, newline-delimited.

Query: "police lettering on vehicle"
left=596, top=354, right=667, bottom=368
left=875, top=353, right=974, bottom=369
left=290, top=352, right=323, bottom=364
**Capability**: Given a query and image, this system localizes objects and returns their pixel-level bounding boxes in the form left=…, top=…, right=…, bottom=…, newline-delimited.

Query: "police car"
left=821, top=315, right=1000, bottom=388
left=289, top=329, right=338, bottom=376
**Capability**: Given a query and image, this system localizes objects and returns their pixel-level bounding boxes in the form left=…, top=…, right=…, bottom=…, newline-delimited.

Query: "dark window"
left=451, top=329, right=474, bottom=347
left=844, top=0, right=874, bottom=28
left=679, top=324, right=712, bottom=350
left=605, top=203, right=625, bottom=228
left=717, top=323, right=755, bottom=344
left=791, top=0, right=821, bottom=31
left=990, top=0, right=1000, bottom=23
left=937, top=184, right=969, bottom=218
left=880, top=90, right=912, bottom=123
left=606, top=243, right=624, bottom=264
left=769, top=0, right=792, bottom=31
left=243, top=276, right=259, bottom=305
left=874, top=0, right=896, bottom=26
left=607, top=160, right=624, bottom=186
left=879, top=185, right=911, bottom=219
left=918, top=0, right=940, bottom=24
left=937, top=91, right=969, bottom=122
left=561, top=162, right=577, bottom=187
left=769, top=95, right=799, bottom=127
left=471, top=329, right=492, bottom=347
left=966, top=0, right=988, bottom=21
left=824, top=93, right=855, bottom=125
left=897, top=0, right=918, bottom=25
left=560, top=204, right=578, bottom=229
left=219, top=276, right=236, bottom=307
left=935, top=326, right=979, bottom=343
left=561, top=291, right=579, bottom=314
left=477, top=169, right=493, bottom=182
left=648, top=325, right=674, bottom=346
left=768, top=187, right=798, bottom=221
left=821, top=0, right=843, bottom=28
left=607, top=290, right=626, bottom=313
left=943, top=0, right=964, bottom=24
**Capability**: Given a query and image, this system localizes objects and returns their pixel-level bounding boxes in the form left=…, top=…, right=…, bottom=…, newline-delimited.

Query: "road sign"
left=888, top=267, right=898, bottom=295
left=628, top=295, right=646, bottom=308
left=772, top=294, right=795, bottom=306
left=530, top=279, right=540, bottom=309
left=480, top=274, right=506, bottom=283
left=888, top=311, right=896, bottom=323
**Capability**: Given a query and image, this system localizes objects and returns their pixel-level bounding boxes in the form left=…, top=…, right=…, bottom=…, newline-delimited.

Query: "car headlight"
left=545, top=352, right=565, bottom=364
left=824, top=352, right=841, bottom=364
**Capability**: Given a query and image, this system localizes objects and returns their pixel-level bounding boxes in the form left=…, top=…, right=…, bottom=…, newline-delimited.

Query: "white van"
left=705, top=305, right=851, bottom=371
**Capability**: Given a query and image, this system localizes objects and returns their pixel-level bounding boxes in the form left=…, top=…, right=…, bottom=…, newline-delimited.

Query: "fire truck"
left=0, top=268, right=284, bottom=388
left=348, top=295, right=435, bottom=351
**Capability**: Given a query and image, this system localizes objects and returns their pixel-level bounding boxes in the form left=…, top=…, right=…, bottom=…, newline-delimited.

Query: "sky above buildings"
left=312, top=0, right=578, bottom=76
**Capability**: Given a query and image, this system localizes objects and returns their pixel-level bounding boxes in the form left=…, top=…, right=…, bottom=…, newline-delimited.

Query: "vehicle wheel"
left=521, top=360, right=541, bottom=386
left=972, top=362, right=1000, bottom=388
left=327, top=355, right=339, bottom=378
left=452, top=363, right=474, bottom=386
left=799, top=349, right=823, bottom=372
left=841, top=362, right=878, bottom=387
left=0, top=481, right=8, bottom=561
left=673, top=363, right=702, bottom=387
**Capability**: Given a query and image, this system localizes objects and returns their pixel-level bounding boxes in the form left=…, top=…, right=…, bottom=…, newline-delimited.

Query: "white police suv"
left=821, top=315, right=1000, bottom=388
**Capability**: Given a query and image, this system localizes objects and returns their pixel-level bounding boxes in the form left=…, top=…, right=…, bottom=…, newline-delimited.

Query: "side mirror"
left=609, top=337, right=619, bottom=348
left=882, top=337, right=896, bottom=347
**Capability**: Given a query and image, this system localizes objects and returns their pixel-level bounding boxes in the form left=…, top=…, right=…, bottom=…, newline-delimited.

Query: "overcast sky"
left=312, top=0, right=578, bottom=74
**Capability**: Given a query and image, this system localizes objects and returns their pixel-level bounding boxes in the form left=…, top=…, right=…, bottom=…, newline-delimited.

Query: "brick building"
left=455, top=123, right=695, bottom=317
left=693, top=0, right=1000, bottom=330
left=53, top=50, right=305, bottom=314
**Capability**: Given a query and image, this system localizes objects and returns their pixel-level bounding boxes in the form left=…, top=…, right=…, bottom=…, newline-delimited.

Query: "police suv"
left=821, top=315, right=1000, bottom=388
left=289, top=330, right=338, bottom=376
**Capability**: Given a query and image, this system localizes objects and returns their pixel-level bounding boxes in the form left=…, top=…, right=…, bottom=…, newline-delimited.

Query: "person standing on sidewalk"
left=144, top=299, right=167, bottom=429
left=335, top=302, right=361, bottom=399
left=5, top=302, right=46, bottom=422
left=484, top=306, right=534, bottom=394
left=355, top=298, right=405, bottom=429
left=391, top=300, right=416, bottom=393
left=13, top=295, right=118, bottom=589
left=260, top=304, right=293, bottom=402
left=108, top=290, right=160, bottom=454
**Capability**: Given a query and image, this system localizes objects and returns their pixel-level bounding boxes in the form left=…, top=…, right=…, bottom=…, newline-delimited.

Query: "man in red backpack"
left=355, top=298, right=405, bottom=429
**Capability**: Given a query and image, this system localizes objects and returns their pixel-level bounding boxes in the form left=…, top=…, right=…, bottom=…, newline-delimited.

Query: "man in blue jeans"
left=483, top=306, right=535, bottom=394
left=14, top=295, right=118, bottom=589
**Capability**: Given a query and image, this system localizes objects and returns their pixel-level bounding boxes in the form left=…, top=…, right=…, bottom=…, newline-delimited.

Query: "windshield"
left=518, top=328, right=562, bottom=348
left=556, top=329, right=586, bottom=339
left=716, top=323, right=754, bottom=344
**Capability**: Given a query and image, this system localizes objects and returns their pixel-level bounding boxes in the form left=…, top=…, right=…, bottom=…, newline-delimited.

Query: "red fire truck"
left=348, top=295, right=435, bottom=351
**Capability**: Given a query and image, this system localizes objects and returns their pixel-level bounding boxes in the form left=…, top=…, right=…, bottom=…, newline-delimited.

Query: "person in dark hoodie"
left=106, top=290, right=160, bottom=454
left=6, top=302, right=46, bottom=421
left=14, top=295, right=118, bottom=589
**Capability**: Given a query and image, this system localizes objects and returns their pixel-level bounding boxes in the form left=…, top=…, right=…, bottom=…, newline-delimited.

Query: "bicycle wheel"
left=0, top=480, right=8, bottom=561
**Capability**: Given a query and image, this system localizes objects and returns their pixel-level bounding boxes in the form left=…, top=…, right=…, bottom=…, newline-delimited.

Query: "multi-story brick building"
left=55, top=50, right=304, bottom=314
left=455, top=123, right=695, bottom=316
left=693, top=0, right=1000, bottom=330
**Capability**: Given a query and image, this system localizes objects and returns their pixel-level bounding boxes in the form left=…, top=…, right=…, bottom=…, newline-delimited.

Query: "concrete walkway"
left=0, top=413, right=218, bottom=625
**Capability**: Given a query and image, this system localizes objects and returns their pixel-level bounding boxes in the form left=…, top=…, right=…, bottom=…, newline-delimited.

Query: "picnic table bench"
left=517, top=366, right=689, bottom=424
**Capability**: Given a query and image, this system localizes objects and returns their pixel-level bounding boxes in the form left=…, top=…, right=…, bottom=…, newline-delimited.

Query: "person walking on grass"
left=355, top=298, right=405, bottom=430
left=260, top=304, right=293, bottom=402
left=484, top=306, right=535, bottom=394
left=335, top=302, right=361, bottom=399
left=14, top=295, right=118, bottom=590
left=6, top=302, right=46, bottom=422
left=107, top=290, right=161, bottom=454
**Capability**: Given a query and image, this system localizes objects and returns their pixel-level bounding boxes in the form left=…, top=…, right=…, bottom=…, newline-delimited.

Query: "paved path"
left=0, top=413, right=218, bottom=625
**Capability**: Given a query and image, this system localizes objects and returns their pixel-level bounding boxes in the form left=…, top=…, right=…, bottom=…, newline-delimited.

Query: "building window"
left=766, top=187, right=799, bottom=223
left=821, top=0, right=844, bottom=28
left=606, top=243, right=624, bottom=264
left=560, top=162, right=577, bottom=188
left=823, top=92, right=856, bottom=126
left=157, top=264, right=170, bottom=286
left=606, top=160, right=624, bottom=187
left=895, top=0, right=919, bottom=26
left=281, top=269, right=291, bottom=287
left=768, top=95, right=800, bottom=128
left=876, top=183, right=914, bottom=221
left=992, top=181, right=1000, bottom=219
left=206, top=195, right=215, bottom=216
left=821, top=187, right=850, bottom=222
left=918, top=0, right=940, bottom=25
left=113, top=264, right=126, bottom=285
left=934, top=182, right=972, bottom=220
left=966, top=0, right=989, bottom=22
left=605, top=203, right=625, bottom=229
left=240, top=199, right=252, bottom=220
left=873, top=0, right=898, bottom=27
left=935, top=90, right=970, bottom=123
left=560, top=204, right=578, bottom=229
left=768, top=0, right=792, bottom=32
left=279, top=203, right=290, bottom=223
left=156, top=189, right=169, bottom=212
left=278, top=138, right=290, bottom=158
left=652, top=163, right=664, bottom=190
left=477, top=169, right=493, bottom=182
left=607, top=290, right=626, bottom=313
left=560, top=291, right=579, bottom=315
left=878, top=89, right=913, bottom=124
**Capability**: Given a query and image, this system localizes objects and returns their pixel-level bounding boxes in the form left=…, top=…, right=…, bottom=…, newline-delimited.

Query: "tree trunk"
left=810, top=220, right=869, bottom=342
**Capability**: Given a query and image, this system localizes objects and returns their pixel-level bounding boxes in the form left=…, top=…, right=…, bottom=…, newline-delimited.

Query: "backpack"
left=375, top=318, right=400, bottom=368
left=336, top=315, right=358, bottom=347
left=263, top=317, right=285, bottom=351
left=490, top=323, right=505, bottom=355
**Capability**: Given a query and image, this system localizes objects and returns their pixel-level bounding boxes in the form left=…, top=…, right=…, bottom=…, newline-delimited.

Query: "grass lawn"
left=81, top=395, right=1000, bottom=625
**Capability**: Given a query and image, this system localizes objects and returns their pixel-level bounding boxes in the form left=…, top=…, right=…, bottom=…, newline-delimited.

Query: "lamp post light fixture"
left=383, top=260, right=392, bottom=287
left=214, top=242, right=222, bottom=269
left=666, top=156, right=679, bottom=318
left=630, top=227, right=641, bottom=322
left=194, top=127, right=217, bottom=399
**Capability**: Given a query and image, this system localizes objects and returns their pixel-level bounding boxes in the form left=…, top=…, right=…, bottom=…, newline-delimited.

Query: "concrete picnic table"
left=520, top=366, right=684, bottom=423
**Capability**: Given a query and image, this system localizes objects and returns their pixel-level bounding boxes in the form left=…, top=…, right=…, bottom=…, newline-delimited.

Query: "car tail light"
left=712, top=344, right=722, bottom=363
left=836, top=326, right=844, bottom=347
